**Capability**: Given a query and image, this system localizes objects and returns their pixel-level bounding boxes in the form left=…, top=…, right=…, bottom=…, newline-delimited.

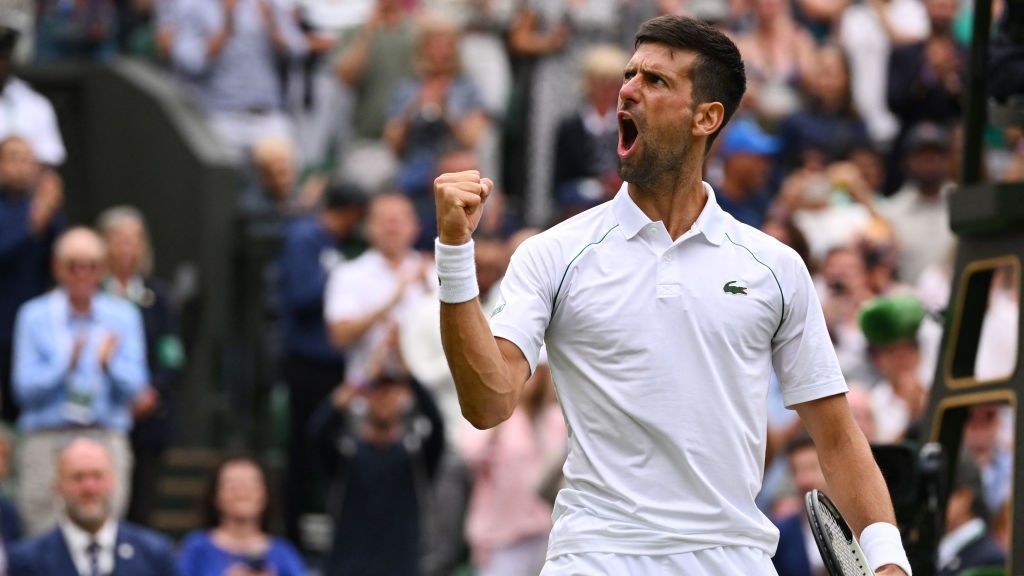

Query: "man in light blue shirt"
left=12, top=226, right=148, bottom=535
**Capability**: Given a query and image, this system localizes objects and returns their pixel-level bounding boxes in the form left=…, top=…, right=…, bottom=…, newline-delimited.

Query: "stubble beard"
left=617, top=137, right=692, bottom=194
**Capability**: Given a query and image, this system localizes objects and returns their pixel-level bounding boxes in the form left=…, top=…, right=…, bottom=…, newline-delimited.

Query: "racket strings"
left=820, top=503, right=870, bottom=575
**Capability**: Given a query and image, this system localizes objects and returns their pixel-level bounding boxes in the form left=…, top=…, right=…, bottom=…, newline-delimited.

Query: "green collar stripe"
left=552, top=224, right=620, bottom=316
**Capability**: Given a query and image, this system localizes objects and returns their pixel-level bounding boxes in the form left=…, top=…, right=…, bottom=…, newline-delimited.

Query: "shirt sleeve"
left=31, top=98, right=66, bottom=166
left=323, top=263, right=360, bottom=323
left=489, top=236, right=556, bottom=376
left=12, top=303, right=73, bottom=410
left=772, top=249, right=848, bottom=407
left=172, top=2, right=214, bottom=75
left=106, top=304, right=150, bottom=401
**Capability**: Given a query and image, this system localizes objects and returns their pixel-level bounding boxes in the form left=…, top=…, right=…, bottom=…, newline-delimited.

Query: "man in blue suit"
left=8, top=437, right=177, bottom=575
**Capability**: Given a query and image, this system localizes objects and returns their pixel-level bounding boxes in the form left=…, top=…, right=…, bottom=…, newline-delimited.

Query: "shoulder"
left=120, top=522, right=175, bottom=553
left=268, top=536, right=304, bottom=562
left=178, top=529, right=212, bottom=551
left=521, top=203, right=619, bottom=260
left=961, top=534, right=1007, bottom=565
left=15, top=293, right=51, bottom=322
left=8, top=527, right=61, bottom=564
left=722, top=218, right=805, bottom=278
left=7, top=79, right=52, bottom=110
left=96, top=293, right=143, bottom=322
left=283, top=215, right=317, bottom=236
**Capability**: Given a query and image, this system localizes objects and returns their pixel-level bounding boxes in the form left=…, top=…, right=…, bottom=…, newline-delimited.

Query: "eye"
left=623, top=70, right=636, bottom=83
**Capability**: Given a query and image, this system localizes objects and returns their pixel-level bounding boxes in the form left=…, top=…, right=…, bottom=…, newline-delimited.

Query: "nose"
left=619, top=76, right=640, bottom=108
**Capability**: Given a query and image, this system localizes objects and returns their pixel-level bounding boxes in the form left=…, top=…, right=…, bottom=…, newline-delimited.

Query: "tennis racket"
left=804, top=489, right=872, bottom=576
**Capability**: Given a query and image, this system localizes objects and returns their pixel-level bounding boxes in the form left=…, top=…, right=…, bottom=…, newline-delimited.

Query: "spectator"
left=96, top=206, right=184, bottom=529
left=172, top=0, right=308, bottom=156
left=551, top=44, right=628, bottom=221
left=846, top=383, right=879, bottom=442
left=878, top=122, right=957, bottom=285
left=778, top=44, right=872, bottom=174
left=961, top=403, right=1013, bottom=516
left=839, top=0, right=928, bottom=146
left=276, top=182, right=365, bottom=549
left=35, top=0, right=119, bottom=61
left=937, top=459, right=1006, bottom=575
left=0, top=137, right=65, bottom=423
left=332, top=0, right=417, bottom=192
left=12, top=227, right=148, bottom=535
left=778, top=159, right=880, bottom=263
left=520, top=0, right=618, bottom=226
left=0, top=27, right=66, bottom=166
left=770, top=435, right=828, bottom=576
left=819, top=246, right=876, bottom=382
left=311, top=334, right=445, bottom=576
left=246, top=136, right=300, bottom=213
left=732, top=0, right=816, bottom=111
left=384, top=18, right=490, bottom=202
left=178, top=456, right=305, bottom=576
left=461, top=354, right=565, bottom=576
left=714, top=117, right=780, bottom=229
left=324, top=192, right=433, bottom=384
left=887, top=0, right=965, bottom=188
left=859, top=295, right=929, bottom=442
left=7, top=437, right=177, bottom=575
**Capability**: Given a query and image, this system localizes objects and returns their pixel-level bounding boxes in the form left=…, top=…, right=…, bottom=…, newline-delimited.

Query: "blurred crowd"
left=0, top=0, right=1021, bottom=574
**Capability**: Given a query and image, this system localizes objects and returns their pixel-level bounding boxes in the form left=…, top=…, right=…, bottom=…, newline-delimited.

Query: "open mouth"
left=618, top=114, right=639, bottom=157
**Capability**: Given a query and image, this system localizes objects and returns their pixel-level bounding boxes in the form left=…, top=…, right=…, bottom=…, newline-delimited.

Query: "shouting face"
left=617, top=43, right=699, bottom=188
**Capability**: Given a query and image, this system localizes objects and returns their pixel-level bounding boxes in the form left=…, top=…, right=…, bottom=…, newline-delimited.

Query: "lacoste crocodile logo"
left=723, top=281, right=748, bottom=295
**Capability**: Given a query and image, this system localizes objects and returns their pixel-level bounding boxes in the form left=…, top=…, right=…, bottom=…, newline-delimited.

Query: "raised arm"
left=795, top=394, right=908, bottom=576
left=434, top=171, right=531, bottom=429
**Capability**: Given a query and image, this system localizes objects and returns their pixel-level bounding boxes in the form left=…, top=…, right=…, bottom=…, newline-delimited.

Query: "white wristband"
left=860, top=522, right=912, bottom=575
left=435, top=238, right=479, bottom=304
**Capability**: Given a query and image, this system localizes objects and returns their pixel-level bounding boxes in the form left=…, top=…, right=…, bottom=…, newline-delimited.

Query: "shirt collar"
left=938, top=517, right=986, bottom=568
left=60, top=516, right=118, bottom=555
left=611, top=181, right=727, bottom=246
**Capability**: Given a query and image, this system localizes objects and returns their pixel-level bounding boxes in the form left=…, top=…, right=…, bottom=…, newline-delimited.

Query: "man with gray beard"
left=8, top=438, right=177, bottom=575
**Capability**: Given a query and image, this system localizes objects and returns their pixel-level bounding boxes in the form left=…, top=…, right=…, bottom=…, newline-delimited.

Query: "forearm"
left=818, top=424, right=897, bottom=535
left=328, top=306, right=388, bottom=347
left=440, top=301, right=519, bottom=429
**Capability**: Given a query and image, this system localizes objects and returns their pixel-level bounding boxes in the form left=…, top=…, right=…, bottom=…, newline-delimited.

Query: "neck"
left=218, top=517, right=262, bottom=539
left=69, top=295, right=92, bottom=315
left=627, top=162, right=708, bottom=240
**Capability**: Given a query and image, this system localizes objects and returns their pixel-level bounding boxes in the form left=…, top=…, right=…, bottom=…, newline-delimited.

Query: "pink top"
left=460, top=405, right=567, bottom=559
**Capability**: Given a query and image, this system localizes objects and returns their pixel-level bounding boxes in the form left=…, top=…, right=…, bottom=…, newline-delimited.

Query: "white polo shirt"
left=0, top=78, right=66, bottom=165
left=490, top=183, right=847, bottom=559
left=324, top=248, right=435, bottom=382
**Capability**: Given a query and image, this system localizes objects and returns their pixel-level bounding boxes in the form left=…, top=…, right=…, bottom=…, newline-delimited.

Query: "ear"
left=691, top=101, right=725, bottom=139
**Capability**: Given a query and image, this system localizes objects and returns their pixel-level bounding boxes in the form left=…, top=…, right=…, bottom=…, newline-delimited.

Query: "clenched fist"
left=434, top=170, right=494, bottom=246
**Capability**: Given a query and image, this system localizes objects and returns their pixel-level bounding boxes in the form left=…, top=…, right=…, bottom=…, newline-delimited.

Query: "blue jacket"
left=8, top=521, right=178, bottom=575
left=772, top=512, right=814, bottom=576
left=277, top=215, right=347, bottom=364
left=937, top=531, right=1006, bottom=576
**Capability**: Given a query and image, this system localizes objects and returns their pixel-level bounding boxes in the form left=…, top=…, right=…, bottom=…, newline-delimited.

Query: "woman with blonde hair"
left=96, top=205, right=184, bottom=528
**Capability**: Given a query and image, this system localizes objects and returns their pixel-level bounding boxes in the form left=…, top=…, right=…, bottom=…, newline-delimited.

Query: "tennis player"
left=433, top=15, right=911, bottom=575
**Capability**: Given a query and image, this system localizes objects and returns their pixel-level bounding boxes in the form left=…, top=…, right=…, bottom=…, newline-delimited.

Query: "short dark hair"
left=635, top=15, right=746, bottom=151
